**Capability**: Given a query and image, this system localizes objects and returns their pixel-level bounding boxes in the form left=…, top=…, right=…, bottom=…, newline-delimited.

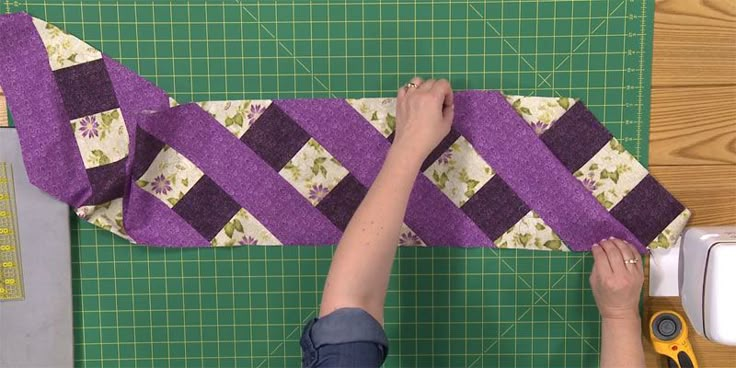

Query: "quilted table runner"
left=0, top=13, right=689, bottom=252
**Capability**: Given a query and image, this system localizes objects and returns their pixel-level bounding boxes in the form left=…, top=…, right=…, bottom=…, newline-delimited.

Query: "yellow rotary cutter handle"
left=649, top=310, right=698, bottom=368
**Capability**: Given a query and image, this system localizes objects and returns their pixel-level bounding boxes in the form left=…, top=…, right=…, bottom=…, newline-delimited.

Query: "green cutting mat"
left=5, top=0, right=654, bottom=367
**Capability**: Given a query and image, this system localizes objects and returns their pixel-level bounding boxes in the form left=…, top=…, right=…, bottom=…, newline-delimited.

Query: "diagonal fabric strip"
left=275, top=99, right=492, bottom=247
left=53, top=59, right=120, bottom=120
left=539, top=102, right=612, bottom=172
left=103, top=55, right=170, bottom=150
left=125, top=183, right=210, bottom=246
left=452, top=90, right=643, bottom=252
left=461, top=175, right=531, bottom=242
left=610, top=175, right=686, bottom=245
left=137, top=103, right=343, bottom=246
left=0, top=13, right=91, bottom=206
left=172, top=176, right=242, bottom=241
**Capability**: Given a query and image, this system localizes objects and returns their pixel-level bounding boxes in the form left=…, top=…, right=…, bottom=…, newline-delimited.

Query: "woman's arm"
left=319, top=77, right=454, bottom=324
left=590, top=238, right=646, bottom=368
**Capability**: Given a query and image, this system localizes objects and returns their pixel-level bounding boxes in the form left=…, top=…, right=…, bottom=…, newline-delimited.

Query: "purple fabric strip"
left=610, top=175, right=685, bottom=245
left=129, top=125, right=166, bottom=180
left=53, top=59, right=119, bottom=120
left=420, top=129, right=462, bottom=172
left=103, top=55, right=171, bottom=228
left=172, top=176, right=243, bottom=241
left=240, top=104, right=311, bottom=171
left=0, top=13, right=91, bottom=206
left=315, top=175, right=368, bottom=231
left=452, top=91, right=644, bottom=252
left=125, top=183, right=209, bottom=247
left=84, top=159, right=127, bottom=205
left=461, top=176, right=531, bottom=242
left=539, top=102, right=612, bottom=173
left=102, top=55, right=170, bottom=158
left=274, top=99, right=492, bottom=247
left=138, top=104, right=343, bottom=245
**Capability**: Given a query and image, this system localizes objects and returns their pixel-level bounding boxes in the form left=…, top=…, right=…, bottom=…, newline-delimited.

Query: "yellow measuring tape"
left=0, top=162, right=23, bottom=301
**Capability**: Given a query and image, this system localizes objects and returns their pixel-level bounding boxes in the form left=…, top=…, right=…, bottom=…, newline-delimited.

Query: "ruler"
left=0, top=162, right=23, bottom=301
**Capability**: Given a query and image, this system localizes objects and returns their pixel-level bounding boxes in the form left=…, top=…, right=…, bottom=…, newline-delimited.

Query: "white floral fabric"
left=279, top=138, right=350, bottom=206
left=495, top=211, right=570, bottom=251
left=32, top=18, right=102, bottom=71
left=346, top=98, right=397, bottom=138
left=211, top=208, right=280, bottom=247
left=70, top=108, right=128, bottom=169
left=424, top=136, right=495, bottom=207
left=505, top=95, right=576, bottom=135
left=76, top=198, right=131, bottom=241
left=198, top=100, right=272, bottom=138
left=135, top=145, right=205, bottom=208
left=574, top=138, right=649, bottom=210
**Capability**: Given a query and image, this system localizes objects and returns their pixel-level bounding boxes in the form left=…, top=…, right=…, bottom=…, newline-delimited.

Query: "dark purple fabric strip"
left=315, top=175, right=368, bottom=231
left=128, top=126, right=166, bottom=181
left=53, top=59, right=119, bottom=120
left=452, top=91, right=643, bottom=252
left=420, top=129, right=462, bottom=172
left=125, top=183, right=209, bottom=247
left=610, top=175, right=685, bottom=245
left=540, top=102, right=612, bottom=172
left=172, top=176, right=242, bottom=241
left=0, top=13, right=91, bottom=206
left=274, top=99, right=492, bottom=247
left=84, top=159, right=127, bottom=206
left=461, top=176, right=531, bottom=242
left=138, top=103, right=342, bottom=245
left=241, top=104, right=311, bottom=171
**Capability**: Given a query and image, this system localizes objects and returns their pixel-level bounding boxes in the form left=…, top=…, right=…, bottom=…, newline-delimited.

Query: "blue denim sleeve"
left=300, top=308, right=389, bottom=368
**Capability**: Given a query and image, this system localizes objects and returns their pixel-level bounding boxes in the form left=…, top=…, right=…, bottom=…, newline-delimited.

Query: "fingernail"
left=608, top=236, right=615, bottom=240
left=592, top=243, right=599, bottom=248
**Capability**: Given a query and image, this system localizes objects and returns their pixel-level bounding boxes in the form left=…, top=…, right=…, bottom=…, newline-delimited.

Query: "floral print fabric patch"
left=70, top=108, right=129, bottom=169
left=574, top=138, right=649, bottom=210
left=279, top=138, right=350, bottom=206
left=32, top=17, right=102, bottom=71
left=423, top=136, right=495, bottom=208
left=0, top=13, right=690, bottom=252
left=136, top=146, right=205, bottom=208
left=198, top=100, right=273, bottom=139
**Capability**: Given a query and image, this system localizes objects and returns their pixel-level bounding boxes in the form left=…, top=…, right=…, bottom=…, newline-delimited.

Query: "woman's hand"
left=590, top=238, right=644, bottom=320
left=392, top=77, right=454, bottom=166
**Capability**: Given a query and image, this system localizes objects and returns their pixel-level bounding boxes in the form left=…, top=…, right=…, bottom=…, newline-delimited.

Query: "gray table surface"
left=0, top=128, right=73, bottom=368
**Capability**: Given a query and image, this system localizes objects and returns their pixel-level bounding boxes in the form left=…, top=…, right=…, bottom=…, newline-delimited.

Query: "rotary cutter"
left=649, top=310, right=698, bottom=368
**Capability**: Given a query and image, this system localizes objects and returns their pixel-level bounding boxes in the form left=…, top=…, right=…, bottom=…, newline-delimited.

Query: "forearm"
left=319, top=146, right=422, bottom=323
left=600, top=316, right=646, bottom=368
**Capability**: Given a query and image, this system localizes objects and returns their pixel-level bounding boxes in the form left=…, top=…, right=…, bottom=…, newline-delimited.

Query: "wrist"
left=601, top=309, right=641, bottom=322
left=386, top=145, right=425, bottom=172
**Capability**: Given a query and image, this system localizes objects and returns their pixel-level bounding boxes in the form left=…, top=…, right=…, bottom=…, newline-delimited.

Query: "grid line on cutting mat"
left=4, top=0, right=652, bottom=367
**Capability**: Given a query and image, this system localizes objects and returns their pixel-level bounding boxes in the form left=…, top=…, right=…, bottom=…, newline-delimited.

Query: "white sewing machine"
left=649, top=226, right=736, bottom=347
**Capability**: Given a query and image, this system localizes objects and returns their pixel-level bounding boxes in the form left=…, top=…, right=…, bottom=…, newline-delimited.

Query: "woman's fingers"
left=600, top=239, right=627, bottom=274
left=398, top=77, right=423, bottom=100
left=613, top=238, right=643, bottom=274
left=418, top=79, right=435, bottom=91
left=591, top=243, right=613, bottom=276
left=431, top=79, right=453, bottom=105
